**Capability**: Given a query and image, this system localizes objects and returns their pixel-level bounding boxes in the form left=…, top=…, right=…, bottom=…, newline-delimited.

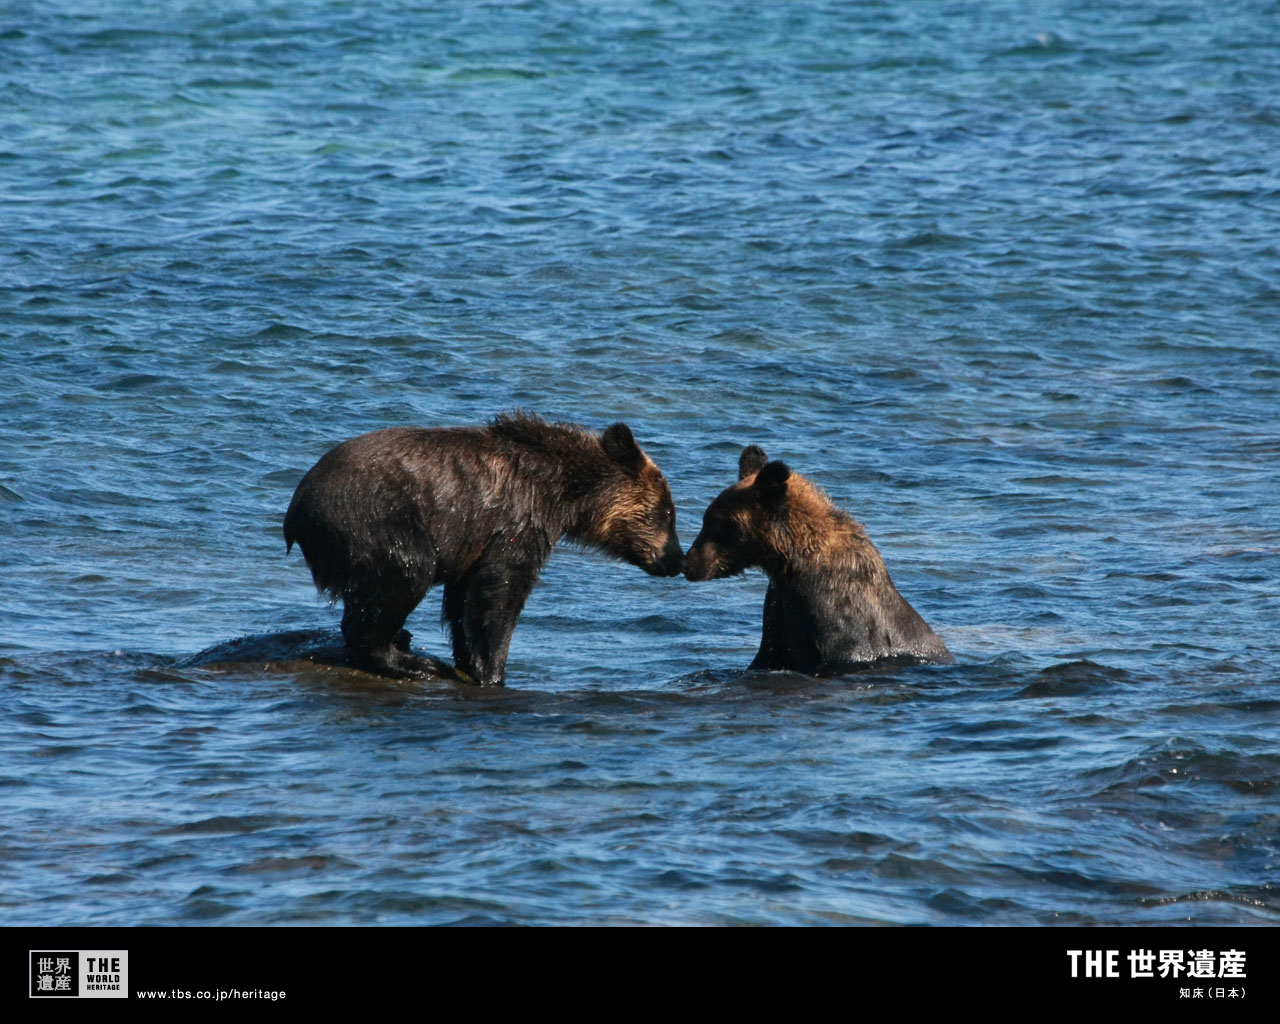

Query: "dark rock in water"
left=181, top=629, right=464, bottom=682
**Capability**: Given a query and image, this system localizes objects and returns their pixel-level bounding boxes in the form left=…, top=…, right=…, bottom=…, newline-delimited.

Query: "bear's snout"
left=648, top=536, right=684, bottom=577
left=682, top=540, right=715, bottom=582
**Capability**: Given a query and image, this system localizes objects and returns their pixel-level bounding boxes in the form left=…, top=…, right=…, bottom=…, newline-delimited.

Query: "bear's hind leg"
left=339, top=574, right=440, bottom=679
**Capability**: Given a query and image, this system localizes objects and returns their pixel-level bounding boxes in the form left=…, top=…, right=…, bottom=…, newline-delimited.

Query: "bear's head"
left=683, top=445, right=794, bottom=581
left=587, top=422, right=684, bottom=577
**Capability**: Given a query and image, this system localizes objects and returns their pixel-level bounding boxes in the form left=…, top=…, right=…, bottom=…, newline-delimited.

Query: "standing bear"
left=683, top=446, right=952, bottom=675
left=284, top=412, right=683, bottom=685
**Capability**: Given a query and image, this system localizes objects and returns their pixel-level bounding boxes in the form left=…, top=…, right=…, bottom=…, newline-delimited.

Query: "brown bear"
left=683, top=445, right=952, bottom=675
left=284, top=412, right=683, bottom=685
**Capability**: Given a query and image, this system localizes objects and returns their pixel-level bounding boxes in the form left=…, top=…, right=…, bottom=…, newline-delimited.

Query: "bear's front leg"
left=454, top=552, right=541, bottom=686
left=750, top=579, right=793, bottom=671
left=441, top=582, right=471, bottom=674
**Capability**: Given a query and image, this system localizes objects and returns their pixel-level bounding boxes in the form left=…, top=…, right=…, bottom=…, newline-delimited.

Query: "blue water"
left=2, top=1, right=1278, bottom=925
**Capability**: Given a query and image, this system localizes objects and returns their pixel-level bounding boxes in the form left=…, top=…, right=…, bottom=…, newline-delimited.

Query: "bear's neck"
left=503, top=441, right=624, bottom=545
left=488, top=418, right=618, bottom=541
left=764, top=507, right=885, bottom=588
left=560, top=460, right=629, bottom=543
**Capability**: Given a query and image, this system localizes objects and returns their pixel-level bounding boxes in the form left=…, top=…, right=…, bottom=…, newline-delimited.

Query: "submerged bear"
left=683, top=446, right=953, bottom=675
left=284, top=413, right=683, bottom=685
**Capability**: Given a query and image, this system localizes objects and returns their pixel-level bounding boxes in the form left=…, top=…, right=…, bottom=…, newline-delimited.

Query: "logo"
left=30, top=950, right=128, bottom=999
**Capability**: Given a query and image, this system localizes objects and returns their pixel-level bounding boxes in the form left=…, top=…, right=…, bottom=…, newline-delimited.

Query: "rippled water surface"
left=3, top=1, right=1279, bottom=926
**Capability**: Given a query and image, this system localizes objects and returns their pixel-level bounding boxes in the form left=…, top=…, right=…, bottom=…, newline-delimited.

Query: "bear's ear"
left=602, top=422, right=645, bottom=474
left=754, top=460, right=791, bottom=506
left=738, top=445, right=768, bottom=480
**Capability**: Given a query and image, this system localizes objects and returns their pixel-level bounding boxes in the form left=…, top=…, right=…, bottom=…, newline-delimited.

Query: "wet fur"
left=684, top=445, right=952, bottom=675
left=284, top=413, right=682, bottom=685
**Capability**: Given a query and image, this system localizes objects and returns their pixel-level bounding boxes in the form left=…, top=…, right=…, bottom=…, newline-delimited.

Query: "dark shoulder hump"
left=489, top=410, right=592, bottom=450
